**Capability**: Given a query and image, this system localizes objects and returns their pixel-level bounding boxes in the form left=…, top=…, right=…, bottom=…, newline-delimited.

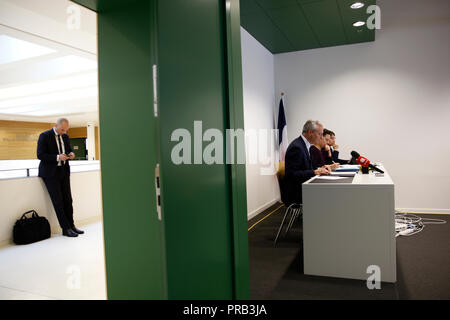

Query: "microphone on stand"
left=350, top=151, right=360, bottom=165
left=351, top=151, right=385, bottom=173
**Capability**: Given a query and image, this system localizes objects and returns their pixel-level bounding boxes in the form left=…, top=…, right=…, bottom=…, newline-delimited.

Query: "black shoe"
left=72, top=227, right=84, bottom=234
left=63, top=228, right=78, bottom=237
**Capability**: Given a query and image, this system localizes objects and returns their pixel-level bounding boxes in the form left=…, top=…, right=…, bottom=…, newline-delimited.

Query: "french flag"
left=277, top=97, right=288, bottom=162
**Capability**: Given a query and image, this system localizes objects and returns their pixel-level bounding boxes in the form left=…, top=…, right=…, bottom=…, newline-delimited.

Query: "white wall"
left=0, top=171, right=102, bottom=245
left=274, top=0, right=450, bottom=212
left=241, top=27, right=280, bottom=219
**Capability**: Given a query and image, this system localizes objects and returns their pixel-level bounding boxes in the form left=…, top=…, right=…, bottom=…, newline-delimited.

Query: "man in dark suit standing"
left=285, top=120, right=330, bottom=205
left=37, top=118, right=84, bottom=237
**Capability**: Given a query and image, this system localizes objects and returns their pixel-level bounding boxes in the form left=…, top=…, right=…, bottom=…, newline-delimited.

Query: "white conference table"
left=302, top=165, right=396, bottom=283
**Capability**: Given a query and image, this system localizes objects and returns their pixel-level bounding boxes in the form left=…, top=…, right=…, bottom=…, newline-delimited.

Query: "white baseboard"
left=247, top=198, right=281, bottom=221
left=396, top=208, right=450, bottom=214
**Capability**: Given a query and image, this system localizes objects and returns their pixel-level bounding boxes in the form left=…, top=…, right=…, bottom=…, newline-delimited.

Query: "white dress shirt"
left=301, top=134, right=312, bottom=157
left=53, top=127, right=66, bottom=166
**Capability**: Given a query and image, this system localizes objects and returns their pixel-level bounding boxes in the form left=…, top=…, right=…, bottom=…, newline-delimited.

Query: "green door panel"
left=96, top=0, right=167, bottom=299
left=224, top=0, right=250, bottom=300
left=157, top=0, right=235, bottom=299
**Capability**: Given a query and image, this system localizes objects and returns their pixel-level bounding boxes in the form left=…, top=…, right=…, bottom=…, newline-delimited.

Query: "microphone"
left=351, top=151, right=360, bottom=159
left=356, top=156, right=384, bottom=173
left=350, top=151, right=360, bottom=164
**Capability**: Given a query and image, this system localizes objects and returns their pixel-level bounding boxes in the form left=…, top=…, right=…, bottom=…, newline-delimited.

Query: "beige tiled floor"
left=0, top=222, right=106, bottom=300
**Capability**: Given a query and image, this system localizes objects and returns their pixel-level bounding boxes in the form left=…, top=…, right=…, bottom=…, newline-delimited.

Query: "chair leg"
left=298, top=206, right=303, bottom=222
left=284, top=209, right=294, bottom=235
left=285, top=208, right=297, bottom=235
left=286, top=205, right=303, bottom=235
left=274, top=206, right=291, bottom=246
left=295, top=207, right=300, bottom=219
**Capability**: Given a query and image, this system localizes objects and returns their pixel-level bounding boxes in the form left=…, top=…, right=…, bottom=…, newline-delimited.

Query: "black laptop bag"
left=13, top=210, right=51, bottom=245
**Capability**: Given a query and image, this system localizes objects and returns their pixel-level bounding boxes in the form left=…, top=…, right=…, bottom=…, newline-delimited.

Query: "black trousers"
left=42, top=167, right=74, bottom=230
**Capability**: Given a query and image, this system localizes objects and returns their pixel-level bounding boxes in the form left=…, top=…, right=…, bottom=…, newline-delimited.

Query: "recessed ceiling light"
left=353, top=21, right=366, bottom=27
left=350, top=2, right=365, bottom=9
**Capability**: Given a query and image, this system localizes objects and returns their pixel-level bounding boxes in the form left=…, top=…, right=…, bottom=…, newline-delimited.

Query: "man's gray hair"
left=56, top=118, right=69, bottom=125
left=302, top=120, right=322, bottom=134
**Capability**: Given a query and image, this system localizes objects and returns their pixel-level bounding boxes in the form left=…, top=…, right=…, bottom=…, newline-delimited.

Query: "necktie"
left=56, top=134, right=66, bottom=166
left=59, top=135, right=66, bottom=165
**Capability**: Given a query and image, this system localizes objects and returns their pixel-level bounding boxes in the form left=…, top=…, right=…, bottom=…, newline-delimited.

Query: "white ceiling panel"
left=0, top=35, right=57, bottom=65
left=0, top=1, right=99, bottom=126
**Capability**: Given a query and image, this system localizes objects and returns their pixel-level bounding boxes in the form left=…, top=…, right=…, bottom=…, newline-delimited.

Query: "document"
left=330, top=171, right=356, bottom=177
left=317, top=176, right=349, bottom=180
left=335, top=165, right=360, bottom=172
left=337, top=165, right=360, bottom=169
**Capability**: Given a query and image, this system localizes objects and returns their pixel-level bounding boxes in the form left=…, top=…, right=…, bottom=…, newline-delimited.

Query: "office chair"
left=274, top=162, right=302, bottom=246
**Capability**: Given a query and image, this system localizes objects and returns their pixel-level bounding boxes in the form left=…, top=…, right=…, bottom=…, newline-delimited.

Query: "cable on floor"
left=394, top=211, right=447, bottom=237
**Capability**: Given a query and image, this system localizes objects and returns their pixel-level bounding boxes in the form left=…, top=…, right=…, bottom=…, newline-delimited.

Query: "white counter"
left=302, top=165, right=396, bottom=283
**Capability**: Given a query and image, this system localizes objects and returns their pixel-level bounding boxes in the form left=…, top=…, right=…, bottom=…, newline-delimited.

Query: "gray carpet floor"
left=248, top=203, right=450, bottom=300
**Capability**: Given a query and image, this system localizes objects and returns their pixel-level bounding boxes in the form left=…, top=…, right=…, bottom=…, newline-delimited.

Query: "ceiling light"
left=26, top=105, right=97, bottom=117
left=353, top=21, right=366, bottom=27
left=0, top=105, right=46, bottom=114
left=0, top=87, right=98, bottom=110
left=350, top=2, right=365, bottom=9
left=0, top=35, right=56, bottom=65
left=0, top=72, right=98, bottom=101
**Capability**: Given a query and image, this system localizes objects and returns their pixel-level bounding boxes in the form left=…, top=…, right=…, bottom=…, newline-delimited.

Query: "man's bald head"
left=55, top=118, right=70, bottom=135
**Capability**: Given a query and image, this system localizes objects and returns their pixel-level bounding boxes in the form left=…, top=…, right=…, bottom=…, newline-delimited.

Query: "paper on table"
left=335, top=166, right=360, bottom=172
left=337, top=165, right=360, bottom=169
left=316, top=176, right=349, bottom=180
left=330, top=171, right=356, bottom=177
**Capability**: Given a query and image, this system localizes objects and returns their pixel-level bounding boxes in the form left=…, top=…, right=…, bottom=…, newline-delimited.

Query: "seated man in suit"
left=37, top=118, right=84, bottom=237
left=323, top=129, right=350, bottom=165
left=285, top=120, right=330, bottom=205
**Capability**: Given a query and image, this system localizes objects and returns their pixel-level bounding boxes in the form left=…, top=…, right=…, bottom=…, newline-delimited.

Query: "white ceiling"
left=0, top=0, right=98, bottom=127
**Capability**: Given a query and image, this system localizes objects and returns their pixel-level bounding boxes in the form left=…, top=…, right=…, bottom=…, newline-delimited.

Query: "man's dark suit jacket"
left=284, top=135, right=315, bottom=205
left=37, top=129, right=73, bottom=178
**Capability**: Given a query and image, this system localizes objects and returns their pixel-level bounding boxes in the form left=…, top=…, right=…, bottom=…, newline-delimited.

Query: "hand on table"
left=330, top=163, right=340, bottom=170
left=314, top=166, right=330, bottom=176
